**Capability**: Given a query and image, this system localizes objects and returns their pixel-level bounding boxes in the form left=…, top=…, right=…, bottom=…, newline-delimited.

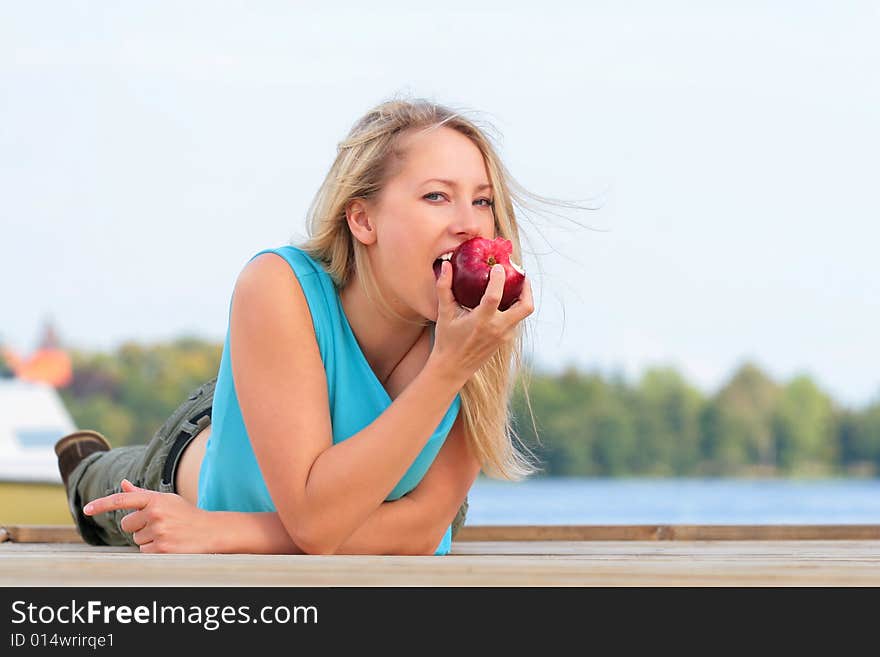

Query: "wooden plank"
left=456, top=525, right=667, bottom=541
left=1, top=541, right=879, bottom=586
left=5, top=524, right=880, bottom=544
left=666, top=525, right=880, bottom=541
left=2, top=525, right=84, bottom=544
left=456, top=524, right=880, bottom=541
left=6, top=540, right=880, bottom=558
left=451, top=540, right=880, bottom=557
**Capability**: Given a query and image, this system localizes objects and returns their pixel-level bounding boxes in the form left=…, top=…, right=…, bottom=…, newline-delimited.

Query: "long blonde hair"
left=295, top=95, right=594, bottom=480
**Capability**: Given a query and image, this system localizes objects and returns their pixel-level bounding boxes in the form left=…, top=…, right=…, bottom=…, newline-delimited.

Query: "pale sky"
left=2, top=2, right=878, bottom=409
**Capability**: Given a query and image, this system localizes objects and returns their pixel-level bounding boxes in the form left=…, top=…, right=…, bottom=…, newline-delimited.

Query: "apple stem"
left=487, top=256, right=496, bottom=266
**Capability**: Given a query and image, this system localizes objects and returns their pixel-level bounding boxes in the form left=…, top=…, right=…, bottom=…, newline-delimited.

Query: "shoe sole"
left=54, top=430, right=112, bottom=457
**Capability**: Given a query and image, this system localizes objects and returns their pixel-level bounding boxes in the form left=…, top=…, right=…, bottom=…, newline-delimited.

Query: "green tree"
left=772, top=375, right=837, bottom=475
left=62, top=396, right=136, bottom=448
left=696, top=362, right=780, bottom=475
left=590, top=399, right=637, bottom=476
left=840, top=400, right=880, bottom=476
left=632, top=367, right=703, bottom=476
left=59, top=337, right=221, bottom=446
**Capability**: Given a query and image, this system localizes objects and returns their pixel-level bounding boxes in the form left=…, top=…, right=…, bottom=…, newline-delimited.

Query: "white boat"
left=0, top=378, right=75, bottom=484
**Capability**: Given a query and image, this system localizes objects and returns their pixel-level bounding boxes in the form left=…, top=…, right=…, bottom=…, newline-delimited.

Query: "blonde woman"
left=55, top=97, right=538, bottom=555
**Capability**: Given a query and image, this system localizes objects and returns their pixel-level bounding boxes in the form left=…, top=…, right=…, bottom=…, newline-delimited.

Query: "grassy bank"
left=0, top=482, right=74, bottom=525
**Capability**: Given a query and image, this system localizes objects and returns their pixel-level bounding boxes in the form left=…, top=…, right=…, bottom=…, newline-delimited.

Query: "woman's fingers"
left=84, top=479, right=155, bottom=516
left=120, top=479, right=143, bottom=493
left=131, top=525, right=155, bottom=547
left=83, top=490, right=152, bottom=516
left=504, top=276, right=535, bottom=323
left=436, top=261, right=457, bottom=317
left=474, top=264, right=506, bottom=318
left=476, top=265, right=534, bottom=328
left=119, top=509, right=149, bottom=534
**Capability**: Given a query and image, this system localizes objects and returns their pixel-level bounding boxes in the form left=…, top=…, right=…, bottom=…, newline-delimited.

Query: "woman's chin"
left=418, top=306, right=437, bottom=323
left=422, top=288, right=438, bottom=322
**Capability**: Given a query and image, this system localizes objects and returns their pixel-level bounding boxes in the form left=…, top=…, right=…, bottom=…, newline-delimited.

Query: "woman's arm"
left=401, top=412, right=482, bottom=550
left=84, top=482, right=424, bottom=555
left=209, top=414, right=480, bottom=555
left=209, top=496, right=424, bottom=555
left=84, top=414, right=480, bottom=555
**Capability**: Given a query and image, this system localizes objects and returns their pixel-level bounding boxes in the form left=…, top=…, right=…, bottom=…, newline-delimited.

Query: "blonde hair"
left=294, top=95, right=596, bottom=480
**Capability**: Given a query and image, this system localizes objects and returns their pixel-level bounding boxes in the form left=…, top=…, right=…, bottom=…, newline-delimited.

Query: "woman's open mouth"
left=432, top=251, right=453, bottom=281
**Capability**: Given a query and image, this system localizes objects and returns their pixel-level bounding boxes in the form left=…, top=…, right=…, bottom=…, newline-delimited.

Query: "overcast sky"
left=2, top=2, right=878, bottom=409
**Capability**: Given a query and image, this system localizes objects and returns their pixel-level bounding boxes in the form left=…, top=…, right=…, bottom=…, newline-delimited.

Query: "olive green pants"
left=66, top=377, right=469, bottom=549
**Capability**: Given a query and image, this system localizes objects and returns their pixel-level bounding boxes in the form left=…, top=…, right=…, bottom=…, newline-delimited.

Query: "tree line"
left=51, top=337, right=880, bottom=478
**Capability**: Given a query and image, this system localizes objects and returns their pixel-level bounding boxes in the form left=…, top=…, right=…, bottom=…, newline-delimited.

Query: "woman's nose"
left=452, top=203, right=491, bottom=239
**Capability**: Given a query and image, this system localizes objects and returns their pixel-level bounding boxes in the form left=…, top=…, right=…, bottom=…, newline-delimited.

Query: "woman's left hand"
left=83, top=479, right=217, bottom=554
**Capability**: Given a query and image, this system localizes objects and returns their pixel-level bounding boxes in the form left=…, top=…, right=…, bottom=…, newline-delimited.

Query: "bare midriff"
left=174, top=425, right=210, bottom=505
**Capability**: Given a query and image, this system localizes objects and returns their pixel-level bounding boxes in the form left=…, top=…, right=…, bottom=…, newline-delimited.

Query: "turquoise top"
left=198, top=245, right=461, bottom=555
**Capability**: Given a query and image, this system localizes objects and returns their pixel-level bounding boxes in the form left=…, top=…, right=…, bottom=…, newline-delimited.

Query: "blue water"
left=467, top=477, right=880, bottom=525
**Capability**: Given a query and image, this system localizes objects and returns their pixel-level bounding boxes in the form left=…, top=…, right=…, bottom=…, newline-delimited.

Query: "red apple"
left=440, top=237, right=526, bottom=311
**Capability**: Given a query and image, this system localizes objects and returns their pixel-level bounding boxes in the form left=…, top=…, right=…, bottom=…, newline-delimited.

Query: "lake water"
left=466, top=477, right=880, bottom=525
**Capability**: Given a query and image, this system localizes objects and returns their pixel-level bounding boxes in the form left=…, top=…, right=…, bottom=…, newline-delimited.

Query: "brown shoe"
left=54, top=430, right=112, bottom=490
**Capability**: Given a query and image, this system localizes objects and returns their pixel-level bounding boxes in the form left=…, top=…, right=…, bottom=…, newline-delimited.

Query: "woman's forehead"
left=395, top=132, right=489, bottom=187
left=399, top=126, right=481, bottom=161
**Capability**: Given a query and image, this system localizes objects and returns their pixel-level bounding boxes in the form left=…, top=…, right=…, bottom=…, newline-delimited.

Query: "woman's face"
left=359, top=126, right=498, bottom=323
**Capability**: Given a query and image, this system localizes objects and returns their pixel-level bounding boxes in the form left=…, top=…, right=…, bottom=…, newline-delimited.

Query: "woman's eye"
left=424, top=192, right=494, bottom=208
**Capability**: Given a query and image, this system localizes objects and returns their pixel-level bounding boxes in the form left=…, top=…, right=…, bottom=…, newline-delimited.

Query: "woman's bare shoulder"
left=238, top=252, right=303, bottom=288
left=230, top=251, right=319, bottom=368
left=232, top=253, right=315, bottom=326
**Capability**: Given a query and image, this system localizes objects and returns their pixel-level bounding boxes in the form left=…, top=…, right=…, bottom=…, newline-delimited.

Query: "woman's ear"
left=345, top=198, right=377, bottom=246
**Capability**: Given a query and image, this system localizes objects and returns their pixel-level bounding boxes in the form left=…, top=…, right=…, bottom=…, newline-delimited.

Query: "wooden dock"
left=2, top=525, right=879, bottom=586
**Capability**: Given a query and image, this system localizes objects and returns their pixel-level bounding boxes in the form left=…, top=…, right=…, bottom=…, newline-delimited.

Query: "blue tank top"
left=198, top=245, right=461, bottom=555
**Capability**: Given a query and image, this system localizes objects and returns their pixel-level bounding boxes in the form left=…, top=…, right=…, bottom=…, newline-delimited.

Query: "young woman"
left=55, top=97, right=538, bottom=555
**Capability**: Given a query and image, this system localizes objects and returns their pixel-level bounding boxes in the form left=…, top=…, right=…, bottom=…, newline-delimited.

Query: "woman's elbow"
left=300, top=542, right=339, bottom=556
left=292, top=525, right=339, bottom=555
left=415, top=530, right=448, bottom=556
left=281, top=510, right=337, bottom=555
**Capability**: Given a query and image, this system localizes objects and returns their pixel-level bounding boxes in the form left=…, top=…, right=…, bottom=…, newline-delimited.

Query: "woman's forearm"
left=207, top=511, right=304, bottom=554
left=326, top=494, right=434, bottom=555
left=208, top=495, right=433, bottom=555
left=299, top=357, right=465, bottom=553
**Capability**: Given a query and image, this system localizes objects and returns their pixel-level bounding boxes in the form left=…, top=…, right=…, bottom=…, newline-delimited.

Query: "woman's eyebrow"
left=420, top=178, right=493, bottom=191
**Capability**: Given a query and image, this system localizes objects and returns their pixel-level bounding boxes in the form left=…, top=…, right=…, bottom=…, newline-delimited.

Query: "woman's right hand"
left=429, top=261, right=534, bottom=385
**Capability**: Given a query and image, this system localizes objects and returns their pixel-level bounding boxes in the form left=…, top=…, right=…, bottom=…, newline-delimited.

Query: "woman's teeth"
left=433, top=252, right=454, bottom=280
